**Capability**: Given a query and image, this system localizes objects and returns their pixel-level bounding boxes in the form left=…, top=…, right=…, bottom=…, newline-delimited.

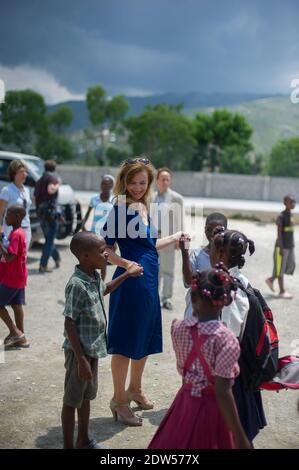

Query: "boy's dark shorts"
left=0, top=285, right=25, bottom=307
left=273, top=247, right=296, bottom=277
left=63, top=349, right=98, bottom=408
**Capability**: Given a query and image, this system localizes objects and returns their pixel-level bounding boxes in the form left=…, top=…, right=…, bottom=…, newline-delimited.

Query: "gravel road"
left=0, top=217, right=298, bottom=449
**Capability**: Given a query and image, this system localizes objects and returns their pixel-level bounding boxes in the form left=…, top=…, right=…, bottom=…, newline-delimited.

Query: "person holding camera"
left=34, top=160, right=62, bottom=273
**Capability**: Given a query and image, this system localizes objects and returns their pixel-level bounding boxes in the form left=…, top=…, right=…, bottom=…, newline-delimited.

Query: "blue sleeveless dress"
left=102, top=204, right=162, bottom=360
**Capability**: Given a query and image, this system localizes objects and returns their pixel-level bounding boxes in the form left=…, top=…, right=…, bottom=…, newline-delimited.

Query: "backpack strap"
left=183, top=325, right=214, bottom=384
left=183, top=332, right=199, bottom=378
left=191, top=328, right=215, bottom=384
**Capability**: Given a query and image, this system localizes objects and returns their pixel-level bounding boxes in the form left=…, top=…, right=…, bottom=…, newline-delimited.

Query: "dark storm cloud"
left=1, top=0, right=299, bottom=98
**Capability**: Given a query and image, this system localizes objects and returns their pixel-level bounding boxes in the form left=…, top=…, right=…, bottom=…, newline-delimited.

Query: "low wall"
left=58, top=165, right=299, bottom=202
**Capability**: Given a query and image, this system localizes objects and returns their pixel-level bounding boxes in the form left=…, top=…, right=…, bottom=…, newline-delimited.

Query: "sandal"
left=4, top=335, right=30, bottom=348
left=77, top=439, right=106, bottom=449
left=110, top=399, right=142, bottom=426
left=4, top=333, right=13, bottom=345
left=126, top=390, right=154, bottom=410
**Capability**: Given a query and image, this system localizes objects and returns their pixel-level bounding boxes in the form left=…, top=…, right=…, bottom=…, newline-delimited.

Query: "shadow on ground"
left=263, top=293, right=291, bottom=302
left=30, top=241, right=70, bottom=251
left=26, top=255, right=40, bottom=265
left=27, top=268, right=60, bottom=276
left=34, top=408, right=167, bottom=449
left=141, top=408, right=167, bottom=426
left=35, top=417, right=137, bottom=449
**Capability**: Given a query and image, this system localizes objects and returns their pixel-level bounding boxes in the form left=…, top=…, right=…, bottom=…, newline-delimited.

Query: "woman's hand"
left=173, top=231, right=191, bottom=250
left=126, top=263, right=144, bottom=277
left=172, top=231, right=191, bottom=241
left=124, top=259, right=142, bottom=270
left=157, top=232, right=191, bottom=251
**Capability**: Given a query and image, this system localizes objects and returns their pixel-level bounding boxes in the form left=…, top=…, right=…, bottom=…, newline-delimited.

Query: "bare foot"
left=265, top=278, right=275, bottom=292
left=279, top=291, right=293, bottom=299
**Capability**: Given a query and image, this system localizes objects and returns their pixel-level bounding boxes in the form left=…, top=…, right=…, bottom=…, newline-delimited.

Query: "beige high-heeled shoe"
left=126, top=390, right=154, bottom=410
left=109, top=399, right=143, bottom=426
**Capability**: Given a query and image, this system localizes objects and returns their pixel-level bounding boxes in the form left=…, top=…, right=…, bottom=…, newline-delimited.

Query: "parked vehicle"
left=0, top=151, right=82, bottom=243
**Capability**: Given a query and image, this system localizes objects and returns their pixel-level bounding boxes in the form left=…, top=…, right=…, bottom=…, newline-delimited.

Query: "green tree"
left=86, top=85, right=129, bottom=164
left=0, top=89, right=75, bottom=163
left=268, top=138, right=299, bottom=177
left=106, top=95, right=129, bottom=128
left=125, top=104, right=196, bottom=169
left=219, top=145, right=253, bottom=174
left=36, top=132, right=74, bottom=163
left=106, top=146, right=129, bottom=166
left=0, top=89, right=47, bottom=153
left=48, top=106, right=73, bottom=134
left=193, top=109, right=253, bottom=172
left=212, top=110, right=252, bottom=150
left=86, top=85, right=107, bottom=127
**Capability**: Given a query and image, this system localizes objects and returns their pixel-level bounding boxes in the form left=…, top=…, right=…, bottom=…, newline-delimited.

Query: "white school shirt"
left=184, top=247, right=211, bottom=319
left=89, top=194, right=113, bottom=235
left=221, top=266, right=250, bottom=340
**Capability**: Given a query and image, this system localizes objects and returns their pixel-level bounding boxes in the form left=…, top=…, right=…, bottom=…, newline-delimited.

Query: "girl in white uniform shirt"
left=209, top=227, right=267, bottom=445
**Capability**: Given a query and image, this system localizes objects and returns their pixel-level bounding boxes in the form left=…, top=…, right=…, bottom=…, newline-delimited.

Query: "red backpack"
left=237, top=284, right=279, bottom=391
left=261, top=356, right=299, bottom=391
left=238, top=283, right=299, bottom=391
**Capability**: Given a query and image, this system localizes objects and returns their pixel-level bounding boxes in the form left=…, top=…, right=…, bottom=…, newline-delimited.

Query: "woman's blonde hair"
left=8, top=160, right=27, bottom=182
left=113, top=157, right=155, bottom=208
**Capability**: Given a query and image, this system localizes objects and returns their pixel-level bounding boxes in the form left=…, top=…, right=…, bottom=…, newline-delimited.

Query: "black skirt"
left=233, top=373, right=267, bottom=442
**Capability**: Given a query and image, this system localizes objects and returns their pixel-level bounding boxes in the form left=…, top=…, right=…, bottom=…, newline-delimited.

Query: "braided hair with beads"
left=212, top=227, right=255, bottom=269
left=191, top=262, right=238, bottom=308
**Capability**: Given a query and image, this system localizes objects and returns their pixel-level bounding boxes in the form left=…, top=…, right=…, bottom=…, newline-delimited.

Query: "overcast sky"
left=0, top=0, right=299, bottom=103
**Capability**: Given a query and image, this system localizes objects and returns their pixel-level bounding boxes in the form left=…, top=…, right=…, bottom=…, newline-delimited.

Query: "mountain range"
left=47, top=92, right=299, bottom=154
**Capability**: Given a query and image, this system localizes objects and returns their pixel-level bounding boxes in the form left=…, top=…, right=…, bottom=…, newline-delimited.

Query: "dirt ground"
left=0, top=217, right=299, bottom=449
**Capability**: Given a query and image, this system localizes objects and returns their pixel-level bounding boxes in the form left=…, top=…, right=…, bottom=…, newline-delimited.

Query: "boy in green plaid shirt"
left=61, top=231, right=143, bottom=449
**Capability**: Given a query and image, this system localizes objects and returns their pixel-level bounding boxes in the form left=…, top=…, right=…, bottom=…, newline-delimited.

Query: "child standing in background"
left=81, top=175, right=115, bottom=280
left=0, top=205, right=29, bottom=348
left=81, top=175, right=115, bottom=234
left=148, top=264, right=250, bottom=449
left=265, top=195, right=296, bottom=299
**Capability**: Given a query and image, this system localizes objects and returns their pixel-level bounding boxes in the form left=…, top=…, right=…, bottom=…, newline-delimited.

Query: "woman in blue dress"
left=102, top=157, right=188, bottom=426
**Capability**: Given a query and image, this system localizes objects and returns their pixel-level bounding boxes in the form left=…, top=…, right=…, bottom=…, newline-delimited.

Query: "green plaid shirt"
left=62, top=265, right=107, bottom=359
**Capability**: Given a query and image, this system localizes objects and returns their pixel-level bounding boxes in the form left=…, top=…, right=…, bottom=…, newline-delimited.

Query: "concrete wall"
left=58, top=164, right=299, bottom=202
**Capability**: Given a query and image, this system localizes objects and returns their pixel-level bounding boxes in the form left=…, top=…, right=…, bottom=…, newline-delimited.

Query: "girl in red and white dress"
left=148, top=263, right=251, bottom=449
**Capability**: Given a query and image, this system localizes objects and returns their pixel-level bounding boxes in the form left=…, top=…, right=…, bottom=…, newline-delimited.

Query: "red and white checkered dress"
left=149, top=318, right=241, bottom=449
left=172, top=317, right=240, bottom=397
